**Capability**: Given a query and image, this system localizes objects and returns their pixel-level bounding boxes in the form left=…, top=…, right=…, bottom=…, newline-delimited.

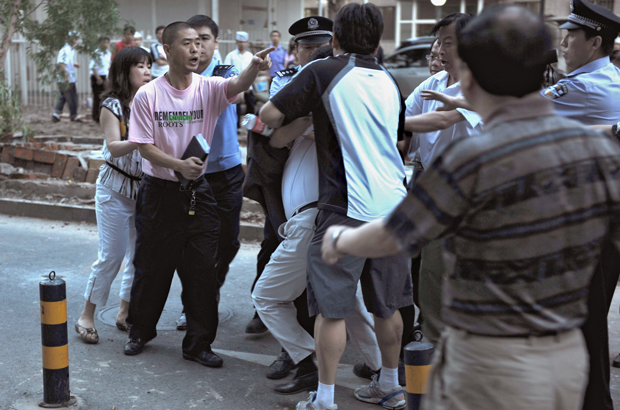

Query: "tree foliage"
left=0, top=0, right=120, bottom=83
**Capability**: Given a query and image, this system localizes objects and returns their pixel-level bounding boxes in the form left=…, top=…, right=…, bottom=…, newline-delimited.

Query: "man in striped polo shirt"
left=321, top=5, right=620, bottom=410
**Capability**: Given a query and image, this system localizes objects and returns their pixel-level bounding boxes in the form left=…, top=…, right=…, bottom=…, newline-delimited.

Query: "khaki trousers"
left=422, top=327, right=589, bottom=410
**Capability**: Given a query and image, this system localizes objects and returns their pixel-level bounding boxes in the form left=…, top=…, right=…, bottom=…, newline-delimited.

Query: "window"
left=386, top=46, right=430, bottom=68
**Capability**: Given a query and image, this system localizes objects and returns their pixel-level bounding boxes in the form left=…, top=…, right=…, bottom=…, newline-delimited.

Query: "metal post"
left=403, top=341, right=434, bottom=410
left=39, top=271, right=76, bottom=408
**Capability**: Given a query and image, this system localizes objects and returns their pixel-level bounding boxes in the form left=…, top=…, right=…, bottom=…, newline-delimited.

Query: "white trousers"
left=84, top=184, right=137, bottom=306
left=252, top=208, right=382, bottom=369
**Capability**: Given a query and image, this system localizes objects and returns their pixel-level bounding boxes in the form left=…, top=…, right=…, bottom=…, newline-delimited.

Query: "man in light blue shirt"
left=186, top=14, right=244, bottom=302
left=268, top=30, right=287, bottom=78
left=540, top=1, right=620, bottom=409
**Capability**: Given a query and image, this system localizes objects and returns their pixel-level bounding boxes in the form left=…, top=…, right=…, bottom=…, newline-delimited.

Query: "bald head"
left=457, top=5, right=551, bottom=97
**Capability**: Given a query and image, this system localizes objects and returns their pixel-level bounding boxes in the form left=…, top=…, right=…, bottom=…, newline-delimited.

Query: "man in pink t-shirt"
left=124, top=21, right=273, bottom=367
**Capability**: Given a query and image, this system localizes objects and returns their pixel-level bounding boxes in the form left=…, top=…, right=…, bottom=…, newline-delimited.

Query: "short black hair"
left=582, top=28, right=615, bottom=56
left=123, top=26, right=135, bottom=35
left=270, top=30, right=281, bottom=36
left=100, top=36, right=110, bottom=42
left=458, top=4, right=551, bottom=97
left=156, top=25, right=166, bottom=34
left=187, top=15, right=219, bottom=39
left=310, top=45, right=333, bottom=61
left=163, top=22, right=196, bottom=46
left=333, top=3, right=383, bottom=55
left=431, top=13, right=474, bottom=37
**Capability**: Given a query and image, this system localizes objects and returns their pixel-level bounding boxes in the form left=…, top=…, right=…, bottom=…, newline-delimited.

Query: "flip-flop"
left=75, top=322, right=99, bottom=344
left=116, top=321, right=131, bottom=332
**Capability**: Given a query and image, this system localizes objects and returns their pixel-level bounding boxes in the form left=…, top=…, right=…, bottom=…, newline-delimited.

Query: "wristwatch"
left=331, top=227, right=348, bottom=252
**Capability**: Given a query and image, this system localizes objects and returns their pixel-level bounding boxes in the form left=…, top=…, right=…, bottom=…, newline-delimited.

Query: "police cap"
left=289, top=16, right=333, bottom=44
left=559, top=0, right=620, bottom=38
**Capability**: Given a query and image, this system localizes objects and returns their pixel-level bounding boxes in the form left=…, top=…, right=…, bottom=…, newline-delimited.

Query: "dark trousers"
left=54, top=82, right=78, bottom=120
left=251, top=212, right=315, bottom=338
left=400, top=255, right=422, bottom=357
left=90, top=75, right=106, bottom=123
left=204, top=164, right=245, bottom=292
left=128, top=176, right=220, bottom=355
left=237, top=91, right=256, bottom=124
left=581, top=241, right=619, bottom=410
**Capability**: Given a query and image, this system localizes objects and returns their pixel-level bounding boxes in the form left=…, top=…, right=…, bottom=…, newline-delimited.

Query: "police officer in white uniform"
left=542, top=2, right=620, bottom=409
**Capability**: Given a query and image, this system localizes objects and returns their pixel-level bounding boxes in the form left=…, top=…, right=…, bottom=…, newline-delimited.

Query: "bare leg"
left=374, top=310, right=403, bottom=370
left=315, top=315, right=347, bottom=384
left=78, top=300, right=97, bottom=329
left=116, top=299, right=130, bottom=325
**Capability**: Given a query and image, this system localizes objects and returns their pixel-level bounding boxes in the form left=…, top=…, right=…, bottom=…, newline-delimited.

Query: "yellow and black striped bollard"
left=404, top=341, right=434, bottom=410
left=39, top=271, right=76, bottom=408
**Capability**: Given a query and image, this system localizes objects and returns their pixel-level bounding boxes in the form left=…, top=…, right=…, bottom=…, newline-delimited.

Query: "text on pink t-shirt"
left=128, top=73, right=234, bottom=181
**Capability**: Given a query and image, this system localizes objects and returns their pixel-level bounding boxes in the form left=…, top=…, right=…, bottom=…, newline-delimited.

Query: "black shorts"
left=306, top=209, right=413, bottom=319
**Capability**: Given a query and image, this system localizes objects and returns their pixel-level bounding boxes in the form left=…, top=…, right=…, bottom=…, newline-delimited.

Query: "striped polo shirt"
left=271, top=53, right=407, bottom=222
left=386, top=94, right=620, bottom=337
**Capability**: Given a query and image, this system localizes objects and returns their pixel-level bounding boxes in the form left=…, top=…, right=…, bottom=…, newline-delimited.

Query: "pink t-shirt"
left=128, top=73, right=235, bottom=181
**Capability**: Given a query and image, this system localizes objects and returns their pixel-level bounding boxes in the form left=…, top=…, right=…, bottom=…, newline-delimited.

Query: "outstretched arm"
left=404, top=110, right=465, bottom=133
left=421, top=90, right=472, bottom=111
left=226, top=47, right=275, bottom=99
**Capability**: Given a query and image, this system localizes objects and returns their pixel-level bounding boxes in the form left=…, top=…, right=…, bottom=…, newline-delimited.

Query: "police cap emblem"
left=308, top=18, right=319, bottom=30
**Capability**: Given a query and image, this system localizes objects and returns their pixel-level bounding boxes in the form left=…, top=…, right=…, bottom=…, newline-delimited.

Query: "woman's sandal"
left=75, top=322, right=99, bottom=344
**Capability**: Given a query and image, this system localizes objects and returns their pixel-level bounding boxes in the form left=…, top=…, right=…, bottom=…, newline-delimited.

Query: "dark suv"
left=386, top=36, right=435, bottom=97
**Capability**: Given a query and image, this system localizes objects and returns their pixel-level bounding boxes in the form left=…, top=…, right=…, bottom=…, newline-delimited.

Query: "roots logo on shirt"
left=154, top=110, right=204, bottom=128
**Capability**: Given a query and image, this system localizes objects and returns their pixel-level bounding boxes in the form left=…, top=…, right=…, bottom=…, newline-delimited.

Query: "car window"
left=387, top=47, right=430, bottom=68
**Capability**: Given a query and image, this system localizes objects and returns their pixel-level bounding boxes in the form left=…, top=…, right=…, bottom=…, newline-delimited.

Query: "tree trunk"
left=0, top=0, right=24, bottom=80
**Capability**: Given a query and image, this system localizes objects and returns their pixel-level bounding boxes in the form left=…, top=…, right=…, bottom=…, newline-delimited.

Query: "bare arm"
left=226, top=47, right=275, bottom=99
left=92, top=67, right=103, bottom=85
left=404, top=110, right=465, bottom=133
left=137, top=144, right=204, bottom=180
left=421, top=90, right=472, bottom=111
left=260, top=101, right=286, bottom=129
left=155, top=57, right=168, bottom=66
left=269, top=116, right=313, bottom=148
left=321, top=220, right=402, bottom=264
left=58, top=62, right=69, bottom=82
left=100, top=108, right=138, bottom=158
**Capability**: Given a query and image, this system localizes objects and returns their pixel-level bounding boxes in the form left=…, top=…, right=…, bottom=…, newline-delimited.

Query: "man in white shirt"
left=133, top=32, right=151, bottom=52
left=225, top=31, right=256, bottom=123
left=89, top=36, right=111, bottom=123
left=52, top=31, right=81, bottom=123
left=150, top=25, right=169, bottom=79
left=404, top=12, right=482, bottom=345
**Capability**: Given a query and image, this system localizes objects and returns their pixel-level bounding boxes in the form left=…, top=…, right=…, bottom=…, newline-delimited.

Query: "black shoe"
left=183, top=349, right=223, bottom=368
left=245, top=312, right=268, bottom=334
left=353, top=362, right=380, bottom=380
left=274, top=370, right=318, bottom=395
left=124, top=338, right=145, bottom=355
left=267, top=350, right=296, bottom=379
left=613, top=354, right=620, bottom=368
left=176, top=313, right=187, bottom=331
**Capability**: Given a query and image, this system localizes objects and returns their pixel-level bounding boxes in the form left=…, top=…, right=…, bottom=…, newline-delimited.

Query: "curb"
left=0, top=198, right=264, bottom=242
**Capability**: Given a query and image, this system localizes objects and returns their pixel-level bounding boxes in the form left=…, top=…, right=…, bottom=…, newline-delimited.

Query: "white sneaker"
left=296, top=392, right=339, bottom=410
left=354, top=374, right=406, bottom=409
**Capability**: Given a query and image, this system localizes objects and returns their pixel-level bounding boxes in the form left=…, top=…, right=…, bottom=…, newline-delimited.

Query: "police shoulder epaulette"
left=276, top=67, right=299, bottom=78
left=542, top=83, right=569, bottom=100
left=213, top=65, right=239, bottom=78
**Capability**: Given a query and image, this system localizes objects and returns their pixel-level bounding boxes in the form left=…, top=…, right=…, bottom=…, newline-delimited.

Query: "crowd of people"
left=56, top=0, right=620, bottom=409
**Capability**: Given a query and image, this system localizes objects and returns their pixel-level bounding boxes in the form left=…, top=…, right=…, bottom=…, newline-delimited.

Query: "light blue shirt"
left=270, top=65, right=301, bottom=99
left=542, top=56, right=620, bottom=125
left=269, top=45, right=287, bottom=77
left=203, top=57, right=242, bottom=173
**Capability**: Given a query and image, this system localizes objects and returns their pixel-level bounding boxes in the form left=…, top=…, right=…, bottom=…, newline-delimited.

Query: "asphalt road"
left=0, top=214, right=378, bottom=410
left=3, top=213, right=620, bottom=410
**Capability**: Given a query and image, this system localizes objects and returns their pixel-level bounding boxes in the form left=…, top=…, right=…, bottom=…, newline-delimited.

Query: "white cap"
left=134, top=31, right=143, bottom=39
left=236, top=31, right=249, bottom=42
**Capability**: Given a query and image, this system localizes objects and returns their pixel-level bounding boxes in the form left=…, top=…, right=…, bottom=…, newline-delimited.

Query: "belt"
left=144, top=175, right=205, bottom=191
left=292, top=201, right=318, bottom=217
left=105, top=161, right=142, bottom=182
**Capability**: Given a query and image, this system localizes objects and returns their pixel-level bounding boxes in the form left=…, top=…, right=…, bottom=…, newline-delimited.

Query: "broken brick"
left=52, top=153, right=68, bottom=178
left=34, top=149, right=56, bottom=164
